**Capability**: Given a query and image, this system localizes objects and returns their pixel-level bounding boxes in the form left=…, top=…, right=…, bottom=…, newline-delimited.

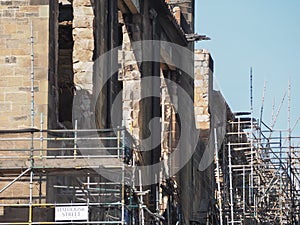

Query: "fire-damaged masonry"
left=0, top=0, right=233, bottom=224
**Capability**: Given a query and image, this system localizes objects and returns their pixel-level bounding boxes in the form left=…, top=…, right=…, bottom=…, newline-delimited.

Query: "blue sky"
left=195, top=0, right=300, bottom=137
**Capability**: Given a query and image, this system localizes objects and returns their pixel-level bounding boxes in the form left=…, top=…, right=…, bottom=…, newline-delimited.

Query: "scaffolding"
left=0, top=22, right=136, bottom=224
left=2, top=13, right=300, bottom=225
left=0, top=118, right=170, bottom=224
left=0, top=123, right=133, bottom=224
left=214, top=77, right=300, bottom=224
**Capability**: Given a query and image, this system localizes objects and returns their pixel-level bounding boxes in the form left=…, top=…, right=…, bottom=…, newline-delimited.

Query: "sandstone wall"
left=0, top=0, right=49, bottom=219
left=194, top=49, right=213, bottom=138
left=0, top=0, right=49, bottom=129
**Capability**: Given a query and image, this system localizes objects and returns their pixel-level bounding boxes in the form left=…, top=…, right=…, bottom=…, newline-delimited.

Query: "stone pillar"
left=72, top=0, right=94, bottom=128
left=119, top=22, right=141, bottom=140
left=72, top=0, right=94, bottom=92
left=194, top=49, right=213, bottom=142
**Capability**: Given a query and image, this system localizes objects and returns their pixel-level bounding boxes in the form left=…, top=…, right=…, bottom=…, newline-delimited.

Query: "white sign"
left=55, top=206, right=89, bottom=221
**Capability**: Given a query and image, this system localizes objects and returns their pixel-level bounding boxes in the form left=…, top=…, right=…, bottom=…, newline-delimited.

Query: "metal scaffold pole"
left=214, top=128, right=223, bottom=225
left=228, top=142, right=234, bottom=224
left=29, top=20, right=35, bottom=225
left=243, top=165, right=245, bottom=220
left=139, top=170, right=145, bottom=225
left=288, top=79, right=295, bottom=224
left=121, top=127, right=125, bottom=224
left=250, top=68, right=254, bottom=207
left=279, top=131, right=283, bottom=224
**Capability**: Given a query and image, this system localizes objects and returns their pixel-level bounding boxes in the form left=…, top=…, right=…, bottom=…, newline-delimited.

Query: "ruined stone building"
left=2, top=0, right=298, bottom=224
left=0, top=0, right=226, bottom=223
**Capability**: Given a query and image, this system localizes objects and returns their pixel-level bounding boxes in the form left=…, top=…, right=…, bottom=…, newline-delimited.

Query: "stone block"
left=132, top=110, right=139, bottom=120
left=196, top=114, right=209, bottom=123
left=10, top=48, right=27, bottom=55
left=123, top=89, right=133, bottom=101
left=73, top=49, right=93, bottom=62
left=198, top=121, right=210, bottom=130
left=73, top=61, right=93, bottom=74
left=29, top=0, right=49, bottom=5
left=123, top=110, right=132, bottom=121
left=32, top=16, right=48, bottom=30
left=4, top=23, right=16, bottom=33
left=73, top=0, right=92, bottom=7
left=25, top=12, right=39, bottom=17
left=74, top=72, right=93, bottom=87
left=0, top=48, right=11, bottom=55
left=6, top=39, right=19, bottom=48
left=14, top=67, right=29, bottom=76
left=0, top=119, right=14, bottom=128
left=15, top=17, right=28, bottom=24
left=204, top=53, right=210, bottom=61
left=202, top=67, right=210, bottom=75
left=0, top=65, right=14, bottom=76
left=124, top=119, right=131, bottom=130
left=73, top=38, right=94, bottom=51
left=194, top=79, right=203, bottom=88
left=16, top=23, right=30, bottom=34
left=122, top=28, right=130, bottom=39
left=5, top=92, right=28, bottom=102
left=38, top=5, right=48, bottom=17
left=194, top=87, right=202, bottom=95
left=133, top=100, right=140, bottom=110
left=73, top=28, right=93, bottom=39
left=12, top=0, right=29, bottom=6
left=0, top=1, right=13, bottom=5
left=15, top=11, right=24, bottom=17
left=34, top=91, right=47, bottom=105
left=202, top=60, right=209, bottom=68
left=73, top=16, right=93, bottom=28
left=122, top=100, right=132, bottom=108
left=124, top=60, right=138, bottom=68
left=11, top=103, right=30, bottom=115
left=17, top=56, right=30, bottom=67
left=124, top=50, right=136, bottom=61
left=2, top=9, right=15, bottom=17
left=34, top=68, right=47, bottom=80
left=36, top=103, right=47, bottom=115
left=194, top=53, right=204, bottom=61
left=132, top=116, right=139, bottom=128
left=0, top=101, right=12, bottom=112
left=20, top=6, right=39, bottom=13
left=0, top=86, right=20, bottom=93
left=38, top=79, right=48, bottom=91
left=73, top=5, right=93, bottom=16
left=6, top=76, right=23, bottom=86
left=194, top=106, right=204, bottom=115
left=132, top=87, right=141, bottom=100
